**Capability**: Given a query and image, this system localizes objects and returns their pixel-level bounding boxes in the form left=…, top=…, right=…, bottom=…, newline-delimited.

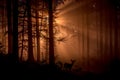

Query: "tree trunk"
left=7, top=0, right=13, bottom=54
left=26, top=0, right=34, bottom=62
left=20, top=13, right=25, bottom=61
left=35, top=0, right=40, bottom=62
left=48, top=0, right=55, bottom=67
left=114, top=4, right=119, bottom=59
left=12, top=0, right=18, bottom=61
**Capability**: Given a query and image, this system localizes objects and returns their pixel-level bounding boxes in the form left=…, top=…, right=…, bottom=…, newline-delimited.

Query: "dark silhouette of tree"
left=12, top=0, right=19, bottom=61
left=111, top=0, right=120, bottom=59
left=107, top=0, right=119, bottom=59
left=35, top=0, right=40, bottom=62
left=26, top=0, right=34, bottom=62
left=48, top=0, right=55, bottom=67
left=7, top=0, right=12, bottom=54
left=20, top=9, right=26, bottom=61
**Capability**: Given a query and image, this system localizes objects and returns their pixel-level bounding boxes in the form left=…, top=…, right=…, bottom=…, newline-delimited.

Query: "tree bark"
left=26, top=0, right=34, bottom=62
left=48, top=0, right=55, bottom=67
left=12, top=0, right=18, bottom=61
left=35, top=0, right=40, bottom=62
left=7, top=0, right=13, bottom=54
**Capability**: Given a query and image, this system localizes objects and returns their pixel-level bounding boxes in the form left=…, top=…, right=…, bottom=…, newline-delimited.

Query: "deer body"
left=64, top=59, right=75, bottom=71
left=55, top=61, right=63, bottom=70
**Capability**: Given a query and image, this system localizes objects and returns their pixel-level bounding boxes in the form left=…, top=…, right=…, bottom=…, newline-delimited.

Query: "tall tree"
left=109, top=0, right=119, bottom=59
left=35, top=0, right=40, bottom=62
left=48, top=0, right=55, bottom=67
left=26, top=0, right=34, bottom=62
left=12, top=0, right=18, bottom=61
left=7, top=0, right=13, bottom=54
left=112, top=0, right=119, bottom=59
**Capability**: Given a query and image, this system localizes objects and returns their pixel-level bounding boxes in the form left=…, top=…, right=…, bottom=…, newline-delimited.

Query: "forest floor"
left=0, top=54, right=120, bottom=80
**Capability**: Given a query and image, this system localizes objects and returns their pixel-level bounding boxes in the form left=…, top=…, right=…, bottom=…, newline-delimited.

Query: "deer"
left=64, top=59, right=76, bottom=71
left=55, top=61, right=63, bottom=70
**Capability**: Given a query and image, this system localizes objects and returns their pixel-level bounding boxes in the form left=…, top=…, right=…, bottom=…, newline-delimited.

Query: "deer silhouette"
left=64, top=59, right=75, bottom=71
left=55, top=61, right=63, bottom=70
